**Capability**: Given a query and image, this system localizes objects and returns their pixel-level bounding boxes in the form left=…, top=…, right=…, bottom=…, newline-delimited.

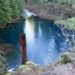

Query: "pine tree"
left=0, top=0, right=25, bottom=25
left=16, top=0, right=25, bottom=17
left=0, top=0, right=12, bottom=24
left=9, top=0, right=20, bottom=19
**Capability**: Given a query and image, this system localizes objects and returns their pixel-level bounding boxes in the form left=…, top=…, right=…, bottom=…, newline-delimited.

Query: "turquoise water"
left=25, top=17, right=66, bottom=65
left=0, top=20, right=25, bottom=69
left=0, top=16, right=67, bottom=69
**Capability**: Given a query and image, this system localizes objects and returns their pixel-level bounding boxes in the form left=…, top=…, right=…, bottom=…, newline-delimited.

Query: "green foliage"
left=55, top=17, right=75, bottom=29
left=56, top=0, right=75, bottom=5
left=0, top=0, right=25, bottom=24
left=9, top=0, right=20, bottom=19
left=59, top=54, right=72, bottom=64
left=0, top=0, right=12, bottom=24
left=16, top=0, right=25, bottom=16
left=5, top=73, right=11, bottom=75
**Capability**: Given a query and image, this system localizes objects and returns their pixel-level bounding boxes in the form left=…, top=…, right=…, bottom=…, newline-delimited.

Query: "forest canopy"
left=0, top=0, right=25, bottom=24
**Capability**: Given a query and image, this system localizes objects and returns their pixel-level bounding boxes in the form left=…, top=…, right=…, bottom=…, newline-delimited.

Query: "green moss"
left=59, top=54, right=72, bottom=64
left=55, top=17, right=75, bottom=29
left=5, top=72, right=11, bottom=75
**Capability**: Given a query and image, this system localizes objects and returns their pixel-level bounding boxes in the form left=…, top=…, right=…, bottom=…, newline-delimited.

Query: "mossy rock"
left=55, top=17, right=75, bottom=29
left=5, top=72, right=11, bottom=75
left=59, top=54, right=72, bottom=64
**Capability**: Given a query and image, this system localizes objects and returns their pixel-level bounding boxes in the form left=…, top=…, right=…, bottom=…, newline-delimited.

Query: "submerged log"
left=20, top=33, right=27, bottom=64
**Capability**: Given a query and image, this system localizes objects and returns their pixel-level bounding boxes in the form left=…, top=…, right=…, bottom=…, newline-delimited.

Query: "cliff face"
left=26, top=0, right=75, bottom=20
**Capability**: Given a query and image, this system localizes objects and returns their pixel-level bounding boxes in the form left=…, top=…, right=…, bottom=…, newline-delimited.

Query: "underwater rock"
left=0, top=46, right=7, bottom=75
left=0, top=43, right=18, bottom=59
left=0, top=43, right=17, bottom=75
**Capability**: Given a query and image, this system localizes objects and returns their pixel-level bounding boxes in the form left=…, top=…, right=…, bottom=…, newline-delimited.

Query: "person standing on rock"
left=20, top=32, right=27, bottom=64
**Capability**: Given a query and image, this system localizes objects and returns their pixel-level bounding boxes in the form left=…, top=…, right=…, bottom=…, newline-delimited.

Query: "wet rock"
left=9, top=60, right=75, bottom=75
left=18, top=61, right=42, bottom=75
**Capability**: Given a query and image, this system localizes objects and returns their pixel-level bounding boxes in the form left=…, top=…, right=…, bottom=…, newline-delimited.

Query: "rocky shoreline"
left=9, top=60, right=75, bottom=75
left=5, top=49, right=75, bottom=75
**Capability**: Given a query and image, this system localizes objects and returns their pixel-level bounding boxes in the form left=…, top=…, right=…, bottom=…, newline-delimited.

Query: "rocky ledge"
left=26, top=2, right=75, bottom=21
left=8, top=51, right=75, bottom=75
left=10, top=61, right=75, bottom=75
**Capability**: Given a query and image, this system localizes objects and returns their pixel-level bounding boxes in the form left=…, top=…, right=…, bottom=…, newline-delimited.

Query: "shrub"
left=59, top=54, right=72, bottom=64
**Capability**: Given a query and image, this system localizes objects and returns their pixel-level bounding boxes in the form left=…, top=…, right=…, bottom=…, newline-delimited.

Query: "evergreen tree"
left=17, top=0, right=25, bottom=17
left=0, top=0, right=12, bottom=24
left=0, top=0, right=25, bottom=24
left=9, top=0, right=20, bottom=19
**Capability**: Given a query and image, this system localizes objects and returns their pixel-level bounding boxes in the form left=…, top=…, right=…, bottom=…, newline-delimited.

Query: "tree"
left=16, top=0, right=25, bottom=17
left=9, top=0, right=20, bottom=19
left=0, top=0, right=12, bottom=24
left=0, top=0, right=25, bottom=25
